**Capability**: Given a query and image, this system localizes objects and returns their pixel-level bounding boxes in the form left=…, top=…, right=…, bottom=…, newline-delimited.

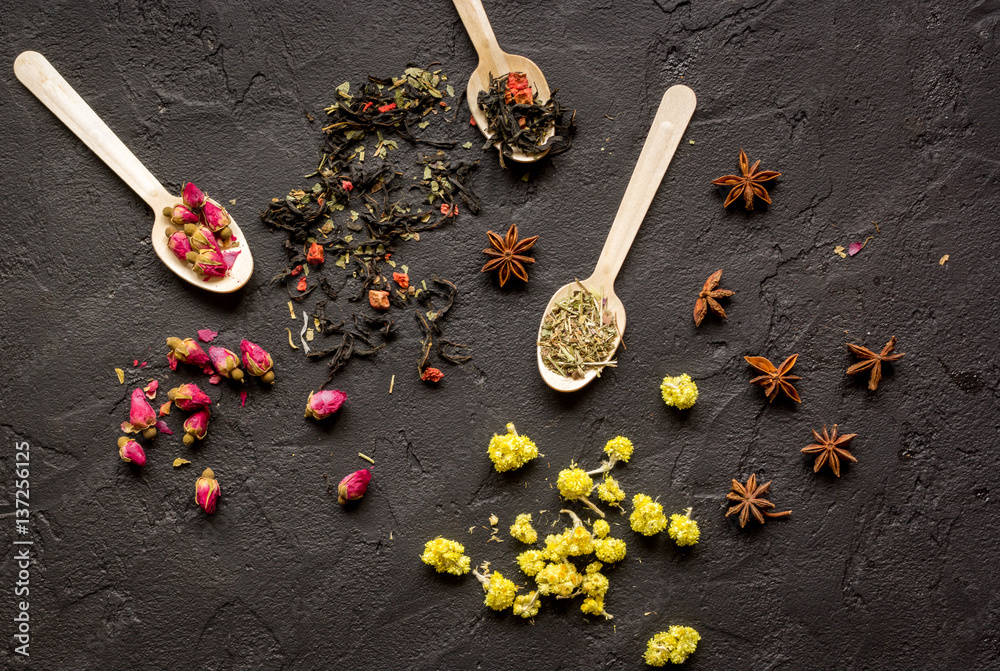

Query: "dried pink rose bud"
left=122, top=387, right=158, bottom=438
left=182, top=182, right=207, bottom=210
left=183, top=407, right=211, bottom=445
left=304, top=390, right=347, bottom=420
left=167, top=383, right=212, bottom=411
left=338, top=469, right=371, bottom=504
left=192, top=249, right=227, bottom=278
left=208, top=346, right=244, bottom=381
left=190, top=227, right=220, bottom=253
left=170, top=204, right=200, bottom=226
left=117, top=436, right=147, bottom=466
left=166, top=337, right=211, bottom=369
left=240, top=340, right=275, bottom=384
left=167, top=231, right=193, bottom=262
left=202, top=201, right=231, bottom=233
left=195, top=468, right=221, bottom=514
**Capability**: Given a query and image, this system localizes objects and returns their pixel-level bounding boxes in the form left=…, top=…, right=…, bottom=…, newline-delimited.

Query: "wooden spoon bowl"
left=537, top=85, right=697, bottom=392
left=14, top=51, right=253, bottom=293
left=454, top=0, right=555, bottom=163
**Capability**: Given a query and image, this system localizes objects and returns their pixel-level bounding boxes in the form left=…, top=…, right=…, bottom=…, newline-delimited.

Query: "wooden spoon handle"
left=453, top=0, right=507, bottom=78
left=591, top=85, right=697, bottom=286
left=14, top=51, right=171, bottom=209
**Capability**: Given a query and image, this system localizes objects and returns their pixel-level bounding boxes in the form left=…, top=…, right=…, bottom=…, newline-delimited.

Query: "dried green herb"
left=538, top=285, right=619, bottom=380
left=477, top=72, right=575, bottom=167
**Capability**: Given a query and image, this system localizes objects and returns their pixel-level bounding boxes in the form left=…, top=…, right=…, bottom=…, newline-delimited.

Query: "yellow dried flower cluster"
left=421, top=425, right=706, bottom=657
left=487, top=423, right=539, bottom=472
left=667, top=508, right=700, bottom=547
left=482, top=571, right=518, bottom=611
left=603, top=436, right=634, bottom=463
left=556, top=467, right=594, bottom=499
left=543, top=526, right=594, bottom=558
left=517, top=549, right=547, bottom=576
left=579, top=562, right=612, bottom=619
left=512, top=591, right=540, bottom=618
left=644, top=626, right=701, bottom=666
left=514, top=511, right=627, bottom=620
left=660, top=373, right=698, bottom=410
left=594, top=537, right=627, bottom=563
left=421, top=537, right=471, bottom=575
left=597, top=474, right=626, bottom=505
left=509, top=513, right=538, bottom=544
left=535, top=560, right=582, bottom=598
left=630, top=494, right=668, bottom=536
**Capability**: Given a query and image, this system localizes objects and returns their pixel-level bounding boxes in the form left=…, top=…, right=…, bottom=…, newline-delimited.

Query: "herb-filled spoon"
left=453, top=0, right=554, bottom=163
left=13, top=51, right=253, bottom=293
left=537, top=85, right=697, bottom=392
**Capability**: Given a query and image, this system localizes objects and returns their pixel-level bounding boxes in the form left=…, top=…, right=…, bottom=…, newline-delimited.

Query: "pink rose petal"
left=222, top=248, right=241, bottom=270
left=209, top=374, right=222, bottom=385
left=167, top=351, right=178, bottom=371
left=155, top=420, right=174, bottom=435
left=144, top=380, right=159, bottom=399
left=198, top=329, right=219, bottom=343
left=240, top=390, right=248, bottom=408
left=848, top=241, right=863, bottom=256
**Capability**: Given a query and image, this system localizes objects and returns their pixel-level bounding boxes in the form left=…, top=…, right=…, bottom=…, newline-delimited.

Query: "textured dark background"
left=1, top=0, right=998, bottom=669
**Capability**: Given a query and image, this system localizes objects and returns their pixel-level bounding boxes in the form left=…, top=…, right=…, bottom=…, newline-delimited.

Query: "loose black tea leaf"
left=415, top=277, right=471, bottom=377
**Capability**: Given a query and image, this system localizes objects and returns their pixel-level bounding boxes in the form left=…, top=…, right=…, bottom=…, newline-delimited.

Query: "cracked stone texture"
left=1, top=0, right=998, bottom=669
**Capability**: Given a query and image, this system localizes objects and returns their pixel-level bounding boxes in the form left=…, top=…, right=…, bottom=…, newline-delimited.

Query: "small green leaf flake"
left=423, top=165, right=433, bottom=180
left=446, top=84, right=455, bottom=98
left=462, top=141, right=473, bottom=149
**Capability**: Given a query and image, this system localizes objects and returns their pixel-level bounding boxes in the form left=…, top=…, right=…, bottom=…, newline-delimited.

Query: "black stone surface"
left=2, top=1, right=998, bottom=669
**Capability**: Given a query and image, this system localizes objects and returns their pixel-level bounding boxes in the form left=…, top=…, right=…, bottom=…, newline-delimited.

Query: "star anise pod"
left=801, top=424, right=858, bottom=477
left=846, top=335, right=905, bottom=391
left=725, top=474, right=792, bottom=528
left=744, top=353, right=801, bottom=403
left=693, top=269, right=735, bottom=326
left=711, top=148, right=781, bottom=210
left=481, top=223, right=538, bottom=287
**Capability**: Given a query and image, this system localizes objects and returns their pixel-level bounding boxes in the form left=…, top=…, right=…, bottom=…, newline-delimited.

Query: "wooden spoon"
left=537, top=85, right=697, bottom=392
left=453, top=0, right=554, bottom=163
left=13, top=51, right=253, bottom=293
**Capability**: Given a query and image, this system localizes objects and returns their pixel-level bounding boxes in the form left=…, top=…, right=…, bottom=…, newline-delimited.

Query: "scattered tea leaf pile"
left=261, top=65, right=480, bottom=385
